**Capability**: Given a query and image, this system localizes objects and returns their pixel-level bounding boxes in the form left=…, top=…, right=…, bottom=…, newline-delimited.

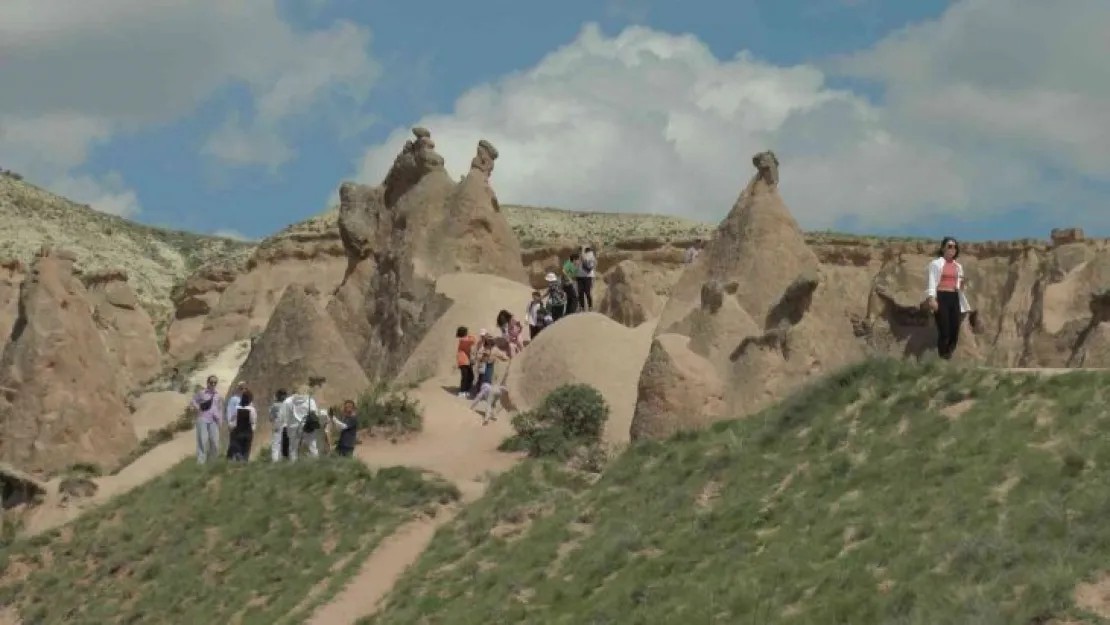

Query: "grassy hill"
left=0, top=459, right=459, bottom=625
left=361, top=360, right=1110, bottom=625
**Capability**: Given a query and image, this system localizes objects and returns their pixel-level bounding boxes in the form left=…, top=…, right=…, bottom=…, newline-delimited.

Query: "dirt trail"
left=306, top=375, right=523, bottom=625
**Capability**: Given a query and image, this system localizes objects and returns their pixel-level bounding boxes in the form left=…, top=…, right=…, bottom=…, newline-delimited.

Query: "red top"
left=938, top=260, right=959, bottom=291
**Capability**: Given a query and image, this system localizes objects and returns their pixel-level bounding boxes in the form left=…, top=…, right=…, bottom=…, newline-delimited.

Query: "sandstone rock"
left=82, top=268, right=161, bottom=389
left=0, top=460, right=47, bottom=508
left=327, top=128, right=526, bottom=383
left=0, top=258, right=26, bottom=353
left=630, top=153, right=864, bottom=440
left=231, top=284, right=368, bottom=413
left=0, top=249, right=137, bottom=476
left=165, top=216, right=346, bottom=363
left=597, top=260, right=664, bottom=327
left=1051, top=227, right=1085, bottom=246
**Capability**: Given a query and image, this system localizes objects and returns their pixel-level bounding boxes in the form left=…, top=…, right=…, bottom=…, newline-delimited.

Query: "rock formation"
left=231, top=284, right=368, bottom=412
left=0, top=258, right=26, bottom=352
left=165, top=214, right=346, bottom=363
left=630, top=152, right=864, bottom=441
left=597, top=260, right=663, bottom=327
left=327, top=128, right=527, bottom=383
left=0, top=248, right=136, bottom=476
left=82, top=268, right=161, bottom=389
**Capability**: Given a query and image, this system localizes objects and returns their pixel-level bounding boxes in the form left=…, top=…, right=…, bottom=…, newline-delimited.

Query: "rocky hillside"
left=0, top=172, right=253, bottom=328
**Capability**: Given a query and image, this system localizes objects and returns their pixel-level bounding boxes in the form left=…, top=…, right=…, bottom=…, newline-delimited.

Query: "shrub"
left=357, top=383, right=424, bottom=439
left=501, top=383, right=610, bottom=458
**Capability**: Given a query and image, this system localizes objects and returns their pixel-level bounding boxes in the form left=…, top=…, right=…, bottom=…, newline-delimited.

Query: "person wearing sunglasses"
left=925, top=236, right=972, bottom=360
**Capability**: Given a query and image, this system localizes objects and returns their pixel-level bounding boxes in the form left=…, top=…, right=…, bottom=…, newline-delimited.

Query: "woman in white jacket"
left=924, top=236, right=972, bottom=360
left=280, top=384, right=321, bottom=461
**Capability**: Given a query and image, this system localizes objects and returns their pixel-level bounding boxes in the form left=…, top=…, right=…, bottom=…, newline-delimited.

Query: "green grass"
left=0, top=459, right=461, bottom=625
left=361, top=359, right=1110, bottom=624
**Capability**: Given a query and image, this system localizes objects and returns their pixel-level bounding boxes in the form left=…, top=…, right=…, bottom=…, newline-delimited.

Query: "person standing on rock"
left=270, top=389, right=290, bottom=461
left=525, top=290, right=544, bottom=340
left=925, top=236, right=972, bottom=360
left=191, top=375, right=223, bottom=464
left=578, top=246, right=597, bottom=312
left=227, top=390, right=258, bottom=462
left=281, top=384, right=321, bottom=461
left=562, top=254, right=580, bottom=315
left=544, top=273, right=567, bottom=322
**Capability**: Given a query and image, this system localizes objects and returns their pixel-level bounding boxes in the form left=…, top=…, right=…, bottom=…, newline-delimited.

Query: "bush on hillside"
left=357, top=383, right=424, bottom=439
left=500, top=383, right=610, bottom=458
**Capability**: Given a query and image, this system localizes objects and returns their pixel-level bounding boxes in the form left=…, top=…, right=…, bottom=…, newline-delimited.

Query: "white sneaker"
left=457, top=391, right=468, bottom=398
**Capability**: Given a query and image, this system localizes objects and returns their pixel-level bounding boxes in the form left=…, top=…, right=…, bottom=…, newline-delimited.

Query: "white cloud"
left=0, top=0, right=378, bottom=213
left=353, top=1, right=1110, bottom=231
left=51, top=171, right=142, bottom=218
left=212, top=229, right=254, bottom=242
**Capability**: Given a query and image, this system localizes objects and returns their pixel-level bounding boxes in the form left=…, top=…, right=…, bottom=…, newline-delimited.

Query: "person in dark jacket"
left=228, top=391, right=258, bottom=462
left=331, top=399, right=359, bottom=457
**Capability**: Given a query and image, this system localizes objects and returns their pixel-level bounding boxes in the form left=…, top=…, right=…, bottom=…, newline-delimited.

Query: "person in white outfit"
left=269, top=389, right=290, bottom=462
left=281, top=384, right=321, bottom=461
left=577, top=246, right=598, bottom=311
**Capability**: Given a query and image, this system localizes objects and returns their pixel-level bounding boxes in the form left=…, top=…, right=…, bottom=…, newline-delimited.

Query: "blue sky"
left=3, top=0, right=1107, bottom=241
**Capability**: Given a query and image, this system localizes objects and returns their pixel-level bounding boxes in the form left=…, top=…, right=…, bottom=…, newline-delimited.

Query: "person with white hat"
left=543, top=272, right=567, bottom=322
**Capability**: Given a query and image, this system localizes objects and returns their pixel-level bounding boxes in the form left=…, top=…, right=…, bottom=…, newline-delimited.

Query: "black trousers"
left=529, top=324, right=541, bottom=340
left=229, top=430, right=253, bottom=462
left=335, top=446, right=354, bottom=457
left=459, top=365, right=475, bottom=394
left=281, top=428, right=290, bottom=458
left=934, top=291, right=962, bottom=360
left=576, top=276, right=594, bottom=311
left=563, top=282, right=579, bottom=314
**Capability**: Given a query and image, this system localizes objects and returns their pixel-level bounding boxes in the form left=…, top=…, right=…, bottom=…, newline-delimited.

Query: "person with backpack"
left=190, top=375, right=223, bottom=464
left=578, top=246, right=597, bottom=311
left=280, top=384, right=321, bottom=461
left=224, top=381, right=248, bottom=459
left=227, top=390, right=258, bottom=462
left=544, top=273, right=567, bottom=322
left=330, top=399, right=359, bottom=457
left=269, top=389, right=290, bottom=462
left=562, top=254, right=580, bottom=314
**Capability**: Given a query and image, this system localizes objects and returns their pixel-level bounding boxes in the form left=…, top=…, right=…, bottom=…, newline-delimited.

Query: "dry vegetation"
left=0, top=459, right=460, bottom=625
left=362, top=360, right=1110, bottom=624
left=0, top=173, right=253, bottom=324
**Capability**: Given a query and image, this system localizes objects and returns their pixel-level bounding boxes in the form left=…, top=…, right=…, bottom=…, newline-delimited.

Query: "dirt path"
left=305, top=375, right=524, bottom=625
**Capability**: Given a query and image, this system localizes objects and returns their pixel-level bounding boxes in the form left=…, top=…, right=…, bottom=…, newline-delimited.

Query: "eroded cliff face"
left=163, top=214, right=347, bottom=363
left=0, top=248, right=137, bottom=476
left=82, top=269, right=162, bottom=390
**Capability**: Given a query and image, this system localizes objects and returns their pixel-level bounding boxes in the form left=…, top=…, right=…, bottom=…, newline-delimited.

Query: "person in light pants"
left=191, top=375, right=223, bottom=464
left=281, top=384, right=320, bottom=462
left=269, top=389, right=290, bottom=462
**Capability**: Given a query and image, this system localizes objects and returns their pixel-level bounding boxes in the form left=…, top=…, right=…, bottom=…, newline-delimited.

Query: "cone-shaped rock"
left=631, top=151, right=863, bottom=441
left=328, top=130, right=526, bottom=383
left=0, top=249, right=137, bottom=476
left=232, top=283, right=369, bottom=413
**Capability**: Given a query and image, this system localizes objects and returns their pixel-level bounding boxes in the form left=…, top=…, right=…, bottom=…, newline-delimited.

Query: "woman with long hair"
left=924, top=236, right=972, bottom=360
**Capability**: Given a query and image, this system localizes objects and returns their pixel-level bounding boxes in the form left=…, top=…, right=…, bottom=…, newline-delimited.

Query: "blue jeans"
left=195, top=419, right=221, bottom=464
left=482, top=364, right=494, bottom=386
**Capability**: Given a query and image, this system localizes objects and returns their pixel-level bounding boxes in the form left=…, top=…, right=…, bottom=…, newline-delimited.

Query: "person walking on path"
left=191, top=375, right=223, bottom=464
left=455, top=326, right=477, bottom=397
left=562, top=254, right=580, bottom=315
left=281, top=384, right=321, bottom=461
left=925, top=236, right=972, bottom=360
left=227, top=390, right=258, bottom=462
left=577, top=246, right=597, bottom=311
left=330, top=400, right=359, bottom=457
left=269, top=389, right=290, bottom=462
left=525, top=291, right=544, bottom=340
